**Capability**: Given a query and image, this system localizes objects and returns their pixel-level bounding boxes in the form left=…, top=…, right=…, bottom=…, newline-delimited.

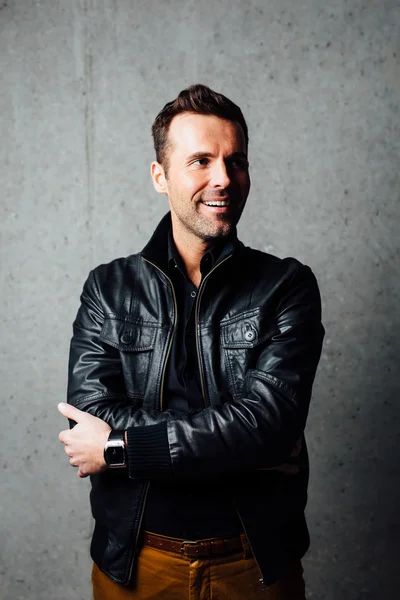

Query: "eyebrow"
left=186, top=151, right=248, bottom=162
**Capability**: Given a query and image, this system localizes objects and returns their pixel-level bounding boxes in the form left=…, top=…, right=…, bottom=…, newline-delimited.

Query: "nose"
left=210, top=159, right=231, bottom=189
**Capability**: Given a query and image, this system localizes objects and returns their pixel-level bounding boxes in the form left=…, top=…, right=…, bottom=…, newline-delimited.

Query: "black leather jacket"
left=67, top=212, right=324, bottom=589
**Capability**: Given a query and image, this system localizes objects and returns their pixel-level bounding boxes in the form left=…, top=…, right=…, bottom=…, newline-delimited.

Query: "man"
left=58, top=84, right=324, bottom=599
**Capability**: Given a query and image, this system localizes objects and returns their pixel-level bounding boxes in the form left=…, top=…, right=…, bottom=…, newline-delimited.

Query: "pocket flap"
left=221, top=310, right=276, bottom=349
left=99, top=318, right=157, bottom=352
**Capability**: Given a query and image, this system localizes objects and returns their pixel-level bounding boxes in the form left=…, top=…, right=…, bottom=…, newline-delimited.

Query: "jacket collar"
left=140, top=211, right=171, bottom=271
left=141, top=211, right=241, bottom=273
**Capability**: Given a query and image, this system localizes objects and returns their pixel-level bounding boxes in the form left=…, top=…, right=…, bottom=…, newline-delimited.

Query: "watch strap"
left=108, top=430, right=125, bottom=443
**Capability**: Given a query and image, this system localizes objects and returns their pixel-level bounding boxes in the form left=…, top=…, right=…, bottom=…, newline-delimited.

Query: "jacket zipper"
left=194, top=254, right=232, bottom=406
left=233, top=500, right=267, bottom=591
left=127, top=480, right=150, bottom=584
left=127, top=257, right=178, bottom=583
left=135, top=254, right=253, bottom=589
left=193, top=255, right=266, bottom=584
left=195, top=252, right=266, bottom=589
left=141, top=257, right=178, bottom=412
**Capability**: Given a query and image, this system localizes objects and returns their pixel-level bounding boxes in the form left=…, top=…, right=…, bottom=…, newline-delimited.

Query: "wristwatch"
left=104, top=430, right=127, bottom=468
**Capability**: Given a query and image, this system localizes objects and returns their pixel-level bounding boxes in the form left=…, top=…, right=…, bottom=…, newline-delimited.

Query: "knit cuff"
left=126, top=422, right=173, bottom=479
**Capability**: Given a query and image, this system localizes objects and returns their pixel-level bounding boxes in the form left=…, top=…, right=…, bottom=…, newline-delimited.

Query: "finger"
left=288, top=439, right=301, bottom=458
left=258, top=463, right=299, bottom=474
left=59, top=430, right=69, bottom=444
left=64, top=446, right=73, bottom=457
left=277, top=464, right=299, bottom=474
left=69, top=457, right=78, bottom=467
left=78, top=468, right=88, bottom=478
left=292, top=437, right=302, bottom=456
left=58, top=402, right=84, bottom=423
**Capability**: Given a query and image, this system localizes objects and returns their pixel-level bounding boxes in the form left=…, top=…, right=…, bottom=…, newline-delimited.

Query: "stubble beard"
left=169, top=182, right=245, bottom=241
left=177, top=199, right=238, bottom=242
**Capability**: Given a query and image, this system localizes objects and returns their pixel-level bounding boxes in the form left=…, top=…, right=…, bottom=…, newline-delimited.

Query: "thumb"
left=58, top=402, right=85, bottom=423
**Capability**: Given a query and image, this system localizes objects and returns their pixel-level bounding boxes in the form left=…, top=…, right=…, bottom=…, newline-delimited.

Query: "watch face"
left=107, top=445, right=125, bottom=465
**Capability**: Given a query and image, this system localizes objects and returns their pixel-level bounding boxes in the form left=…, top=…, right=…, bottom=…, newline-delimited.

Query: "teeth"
left=204, top=201, right=228, bottom=207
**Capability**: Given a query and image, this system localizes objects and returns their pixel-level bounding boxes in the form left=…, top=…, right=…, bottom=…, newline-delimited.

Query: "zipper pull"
left=259, top=578, right=269, bottom=592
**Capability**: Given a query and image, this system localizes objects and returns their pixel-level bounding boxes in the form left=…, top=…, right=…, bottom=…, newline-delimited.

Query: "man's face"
left=154, top=112, right=250, bottom=243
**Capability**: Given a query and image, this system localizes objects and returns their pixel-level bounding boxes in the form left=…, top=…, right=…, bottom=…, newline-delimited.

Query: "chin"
left=202, top=224, right=233, bottom=241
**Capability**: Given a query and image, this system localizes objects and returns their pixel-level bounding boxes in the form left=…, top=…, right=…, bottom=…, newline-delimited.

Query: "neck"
left=171, top=227, right=211, bottom=288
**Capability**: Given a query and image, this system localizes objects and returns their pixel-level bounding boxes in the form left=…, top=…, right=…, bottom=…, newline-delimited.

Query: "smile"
left=202, top=201, right=229, bottom=207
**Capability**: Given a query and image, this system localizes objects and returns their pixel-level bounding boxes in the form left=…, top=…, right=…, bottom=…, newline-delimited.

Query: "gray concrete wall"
left=1, top=1, right=399, bottom=598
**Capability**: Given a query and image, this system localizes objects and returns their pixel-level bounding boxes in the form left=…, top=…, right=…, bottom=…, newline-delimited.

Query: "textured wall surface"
left=1, top=1, right=399, bottom=599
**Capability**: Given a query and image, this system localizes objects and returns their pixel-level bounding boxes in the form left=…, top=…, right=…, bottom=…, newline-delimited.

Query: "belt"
left=143, top=531, right=245, bottom=558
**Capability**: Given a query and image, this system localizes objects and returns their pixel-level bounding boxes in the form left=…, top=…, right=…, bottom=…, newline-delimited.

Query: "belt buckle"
left=180, top=540, right=200, bottom=555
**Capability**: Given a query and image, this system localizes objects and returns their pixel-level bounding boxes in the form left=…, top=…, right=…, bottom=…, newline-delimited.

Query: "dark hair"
left=151, top=84, right=248, bottom=175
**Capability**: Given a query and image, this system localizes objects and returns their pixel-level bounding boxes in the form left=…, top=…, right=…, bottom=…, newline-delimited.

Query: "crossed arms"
left=59, top=263, right=324, bottom=479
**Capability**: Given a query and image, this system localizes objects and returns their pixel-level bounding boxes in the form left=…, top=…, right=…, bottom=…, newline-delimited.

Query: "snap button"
left=190, top=291, right=196, bottom=298
left=120, top=332, right=132, bottom=344
left=244, top=330, right=255, bottom=341
left=244, top=324, right=256, bottom=342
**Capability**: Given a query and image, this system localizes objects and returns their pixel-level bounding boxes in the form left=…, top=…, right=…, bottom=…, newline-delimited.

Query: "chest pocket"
left=99, top=318, right=158, bottom=400
left=221, top=309, right=277, bottom=399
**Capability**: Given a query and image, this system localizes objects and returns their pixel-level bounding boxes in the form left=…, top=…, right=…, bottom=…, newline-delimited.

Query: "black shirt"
left=142, top=230, right=243, bottom=539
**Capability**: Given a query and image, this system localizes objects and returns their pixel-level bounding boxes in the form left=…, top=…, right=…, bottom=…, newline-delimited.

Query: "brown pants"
left=92, top=534, right=306, bottom=600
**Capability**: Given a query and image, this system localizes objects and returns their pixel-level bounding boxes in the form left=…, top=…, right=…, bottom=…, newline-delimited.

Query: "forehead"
left=167, top=112, right=246, bottom=157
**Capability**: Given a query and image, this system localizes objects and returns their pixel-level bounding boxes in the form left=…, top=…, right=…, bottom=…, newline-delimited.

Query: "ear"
left=151, top=161, right=168, bottom=194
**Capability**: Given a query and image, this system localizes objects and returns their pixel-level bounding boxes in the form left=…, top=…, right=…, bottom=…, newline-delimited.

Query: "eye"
left=193, top=158, right=210, bottom=167
left=229, top=157, right=249, bottom=169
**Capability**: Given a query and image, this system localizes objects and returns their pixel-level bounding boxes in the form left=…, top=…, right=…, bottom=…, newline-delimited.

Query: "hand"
left=58, top=403, right=111, bottom=478
left=257, top=437, right=302, bottom=474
